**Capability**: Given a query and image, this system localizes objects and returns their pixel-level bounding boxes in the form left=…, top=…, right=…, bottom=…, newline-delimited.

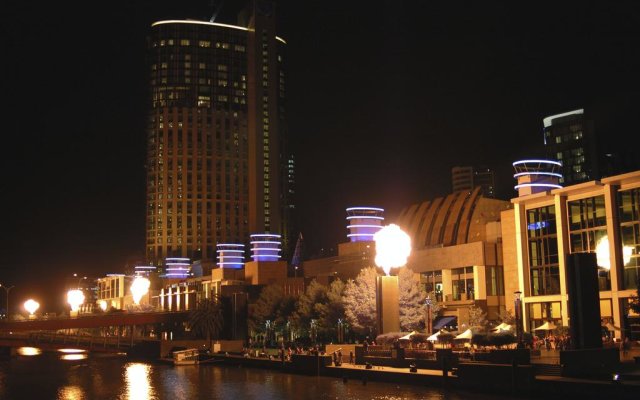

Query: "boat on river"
left=173, top=348, right=199, bottom=365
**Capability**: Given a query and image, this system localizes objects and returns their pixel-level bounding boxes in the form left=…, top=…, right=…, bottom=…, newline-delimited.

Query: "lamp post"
left=0, top=284, right=15, bottom=320
left=514, top=291, right=523, bottom=348
left=425, top=296, right=433, bottom=334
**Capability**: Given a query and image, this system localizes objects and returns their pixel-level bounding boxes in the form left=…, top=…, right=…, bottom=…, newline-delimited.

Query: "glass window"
left=527, top=205, right=560, bottom=295
left=619, top=188, right=640, bottom=289
left=568, top=195, right=610, bottom=290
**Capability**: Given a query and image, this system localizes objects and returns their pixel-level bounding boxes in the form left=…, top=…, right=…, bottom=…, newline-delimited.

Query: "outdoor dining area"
left=362, top=323, right=525, bottom=367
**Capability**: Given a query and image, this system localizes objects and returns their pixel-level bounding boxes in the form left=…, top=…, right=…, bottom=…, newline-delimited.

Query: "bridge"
left=0, top=311, right=190, bottom=355
left=0, top=311, right=189, bottom=332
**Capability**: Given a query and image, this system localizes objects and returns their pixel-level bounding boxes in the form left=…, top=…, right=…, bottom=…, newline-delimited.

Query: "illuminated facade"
left=501, top=170, right=640, bottom=340
left=398, top=188, right=513, bottom=327
left=145, top=1, right=291, bottom=266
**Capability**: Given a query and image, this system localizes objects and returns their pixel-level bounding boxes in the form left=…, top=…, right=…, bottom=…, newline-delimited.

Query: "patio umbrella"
left=426, top=331, right=440, bottom=341
left=455, top=329, right=473, bottom=340
left=399, top=331, right=417, bottom=340
left=491, top=323, right=512, bottom=332
left=533, top=321, right=557, bottom=331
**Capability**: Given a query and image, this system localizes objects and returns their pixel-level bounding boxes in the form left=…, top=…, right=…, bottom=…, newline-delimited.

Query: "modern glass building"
left=502, top=170, right=640, bottom=340
left=145, top=1, right=292, bottom=266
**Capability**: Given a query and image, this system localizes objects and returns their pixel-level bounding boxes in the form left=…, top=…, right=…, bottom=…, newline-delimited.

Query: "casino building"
left=501, top=162, right=640, bottom=340
left=145, top=1, right=293, bottom=269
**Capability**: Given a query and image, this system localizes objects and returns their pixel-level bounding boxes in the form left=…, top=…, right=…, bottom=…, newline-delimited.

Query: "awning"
left=433, top=316, right=457, bottom=331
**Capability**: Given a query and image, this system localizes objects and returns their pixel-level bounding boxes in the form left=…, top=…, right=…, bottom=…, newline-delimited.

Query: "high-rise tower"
left=543, top=109, right=598, bottom=185
left=145, top=1, right=291, bottom=266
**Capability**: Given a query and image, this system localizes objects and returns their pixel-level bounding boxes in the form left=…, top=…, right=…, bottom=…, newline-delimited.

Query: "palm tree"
left=189, top=295, right=224, bottom=350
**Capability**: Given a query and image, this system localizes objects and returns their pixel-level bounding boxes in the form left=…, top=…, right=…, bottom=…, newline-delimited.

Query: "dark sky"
left=2, top=0, right=640, bottom=311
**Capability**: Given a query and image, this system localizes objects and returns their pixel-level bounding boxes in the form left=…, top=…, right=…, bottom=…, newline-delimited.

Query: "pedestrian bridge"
left=0, top=311, right=189, bottom=332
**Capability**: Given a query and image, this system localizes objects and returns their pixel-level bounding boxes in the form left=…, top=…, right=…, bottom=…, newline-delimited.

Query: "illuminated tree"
left=343, top=267, right=378, bottom=337
left=398, top=267, right=427, bottom=331
left=467, top=303, right=488, bottom=330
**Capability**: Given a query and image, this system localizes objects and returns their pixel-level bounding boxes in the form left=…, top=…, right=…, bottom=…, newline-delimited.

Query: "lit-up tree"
left=343, top=267, right=378, bottom=338
left=398, top=267, right=427, bottom=331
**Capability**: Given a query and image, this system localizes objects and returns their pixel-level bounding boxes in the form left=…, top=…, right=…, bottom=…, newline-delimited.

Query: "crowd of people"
left=532, top=334, right=570, bottom=351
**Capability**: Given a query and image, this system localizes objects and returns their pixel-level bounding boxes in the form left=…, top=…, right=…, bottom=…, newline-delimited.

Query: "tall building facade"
left=543, top=109, right=598, bottom=186
left=145, top=1, right=291, bottom=266
left=451, top=166, right=495, bottom=198
left=501, top=170, right=640, bottom=340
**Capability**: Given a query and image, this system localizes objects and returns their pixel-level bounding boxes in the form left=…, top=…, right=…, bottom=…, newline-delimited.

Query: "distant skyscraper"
left=543, top=109, right=598, bottom=185
left=145, top=1, right=292, bottom=266
left=451, top=166, right=495, bottom=198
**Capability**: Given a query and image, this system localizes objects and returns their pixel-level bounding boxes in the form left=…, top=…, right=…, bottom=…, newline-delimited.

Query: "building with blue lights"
left=501, top=169, right=640, bottom=341
left=145, top=1, right=293, bottom=268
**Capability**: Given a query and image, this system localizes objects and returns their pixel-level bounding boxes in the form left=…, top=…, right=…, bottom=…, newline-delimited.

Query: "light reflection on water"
left=120, top=363, right=155, bottom=400
left=0, top=352, right=506, bottom=400
left=57, top=385, right=84, bottom=400
left=17, top=347, right=42, bottom=356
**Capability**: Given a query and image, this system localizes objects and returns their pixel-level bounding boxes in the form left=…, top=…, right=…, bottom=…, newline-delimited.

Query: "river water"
left=0, top=347, right=510, bottom=400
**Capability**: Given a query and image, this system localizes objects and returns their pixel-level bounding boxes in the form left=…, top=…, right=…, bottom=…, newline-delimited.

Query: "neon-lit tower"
left=217, top=243, right=245, bottom=269
left=164, top=257, right=191, bottom=279
left=250, top=233, right=282, bottom=262
left=134, top=265, right=157, bottom=277
left=346, top=207, right=384, bottom=242
left=513, top=159, right=563, bottom=197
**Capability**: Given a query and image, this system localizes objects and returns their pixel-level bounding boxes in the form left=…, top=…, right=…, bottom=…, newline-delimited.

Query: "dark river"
left=0, top=347, right=512, bottom=400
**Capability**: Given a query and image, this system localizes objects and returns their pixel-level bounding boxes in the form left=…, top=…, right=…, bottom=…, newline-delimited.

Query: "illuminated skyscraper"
left=543, top=109, right=598, bottom=185
left=145, top=1, right=291, bottom=266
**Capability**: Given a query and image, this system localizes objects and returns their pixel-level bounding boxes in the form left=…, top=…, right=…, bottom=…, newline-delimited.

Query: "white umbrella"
left=426, top=331, right=440, bottom=341
left=455, top=329, right=473, bottom=340
left=533, top=321, right=557, bottom=331
left=492, top=323, right=512, bottom=332
left=399, top=331, right=417, bottom=340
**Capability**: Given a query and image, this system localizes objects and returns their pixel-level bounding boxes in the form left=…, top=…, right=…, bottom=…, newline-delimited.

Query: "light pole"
left=514, top=291, right=523, bottom=348
left=0, top=284, right=15, bottom=320
left=425, top=296, right=433, bottom=334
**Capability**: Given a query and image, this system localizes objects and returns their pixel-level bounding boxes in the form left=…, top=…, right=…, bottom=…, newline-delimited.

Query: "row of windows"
left=526, top=188, right=640, bottom=295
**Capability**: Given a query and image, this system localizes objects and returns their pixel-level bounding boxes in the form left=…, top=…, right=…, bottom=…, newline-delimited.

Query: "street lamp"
left=514, top=291, right=524, bottom=348
left=425, top=296, right=433, bottom=334
left=0, top=283, right=15, bottom=320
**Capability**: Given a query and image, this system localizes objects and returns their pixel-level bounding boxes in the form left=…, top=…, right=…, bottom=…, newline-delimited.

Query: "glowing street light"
left=374, top=224, right=412, bottom=275
left=98, top=300, right=108, bottom=312
left=595, top=236, right=633, bottom=270
left=130, top=276, right=151, bottom=305
left=24, top=299, right=40, bottom=318
left=67, top=289, right=85, bottom=313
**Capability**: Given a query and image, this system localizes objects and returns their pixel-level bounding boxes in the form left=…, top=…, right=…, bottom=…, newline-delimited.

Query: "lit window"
left=199, top=40, right=211, bottom=48
left=180, top=39, right=190, bottom=46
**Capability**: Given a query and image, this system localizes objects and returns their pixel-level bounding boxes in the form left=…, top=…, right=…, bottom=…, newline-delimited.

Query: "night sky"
left=3, top=0, right=640, bottom=311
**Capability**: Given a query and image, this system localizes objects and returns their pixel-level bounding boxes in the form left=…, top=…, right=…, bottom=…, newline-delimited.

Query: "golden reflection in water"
left=17, top=347, right=42, bottom=356
left=60, top=354, right=88, bottom=361
left=58, top=349, right=86, bottom=354
left=57, top=385, right=84, bottom=400
left=123, top=363, right=154, bottom=400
